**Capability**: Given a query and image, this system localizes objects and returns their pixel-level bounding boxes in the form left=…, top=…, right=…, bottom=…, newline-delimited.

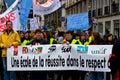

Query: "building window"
left=105, top=21, right=111, bottom=34
left=93, top=0, right=97, bottom=10
left=79, top=2, right=82, bottom=13
left=99, top=0, right=103, bottom=8
left=115, top=0, right=119, bottom=3
left=106, top=0, right=110, bottom=6
left=84, top=0, right=87, bottom=12
left=111, top=0, right=119, bottom=13
left=98, top=22, right=103, bottom=36
left=98, top=0, right=103, bottom=16
left=74, top=6, right=77, bottom=13
left=114, top=20, right=120, bottom=37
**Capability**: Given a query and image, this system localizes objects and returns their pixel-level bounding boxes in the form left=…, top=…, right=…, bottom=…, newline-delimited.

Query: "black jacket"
left=109, top=37, right=120, bottom=74
left=112, top=37, right=120, bottom=57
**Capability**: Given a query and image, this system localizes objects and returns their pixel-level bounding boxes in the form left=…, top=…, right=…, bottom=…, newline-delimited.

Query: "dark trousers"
left=112, top=69, right=120, bottom=80
left=106, top=72, right=111, bottom=80
left=29, top=71, right=47, bottom=80
left=63, top=70, right=82, bottom=80
left=0, top=53, right=3, bottom=80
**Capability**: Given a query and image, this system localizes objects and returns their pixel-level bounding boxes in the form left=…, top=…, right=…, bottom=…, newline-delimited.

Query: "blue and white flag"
left=18, top=0, right=32, bottom=31
left=67, top=12, right=90, bottom=31
left=0, top=0, right=19, bottom=17
left=4, top=0, right=16, bottom=7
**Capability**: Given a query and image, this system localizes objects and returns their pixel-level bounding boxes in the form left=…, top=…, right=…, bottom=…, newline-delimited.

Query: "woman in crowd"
left=104, top=34, right=114, bottom=80
left=104, top=34, right=114, bottom=45
left=89, top=32, right=104, bottom=80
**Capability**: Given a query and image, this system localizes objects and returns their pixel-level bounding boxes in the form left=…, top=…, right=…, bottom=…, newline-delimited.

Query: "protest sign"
left=67, top=12, right=90, bottom=30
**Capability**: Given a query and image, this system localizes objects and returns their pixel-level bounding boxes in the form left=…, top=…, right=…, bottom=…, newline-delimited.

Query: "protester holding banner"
left=62, top=31, right=73, bottom=80
left=62, top=31, right=74, bottom=44
left=22, top=31, right=32, bottom=46
left=109, top=37, right=120, bottom=80
left=62, top=31, right=81, bottom=80
left=89, top=32, right=104, bottom=80
left=79, top=32, right=91, bottom=80
left=104, top=34, right=114, bottom=80
left=0, top=20, right=21, bottom=80
left=28, top=29, right=49, bottom=80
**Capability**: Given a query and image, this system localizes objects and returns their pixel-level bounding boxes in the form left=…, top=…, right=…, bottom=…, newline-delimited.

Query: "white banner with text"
left=7, top=45, right=112, bottom=72
left=0, top=9, right=21, bottom=32
left=33, top=0, right=61, bottom=15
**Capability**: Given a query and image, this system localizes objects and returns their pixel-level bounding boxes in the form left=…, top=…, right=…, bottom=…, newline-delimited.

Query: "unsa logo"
left=91, top=48, right=107, bottom=54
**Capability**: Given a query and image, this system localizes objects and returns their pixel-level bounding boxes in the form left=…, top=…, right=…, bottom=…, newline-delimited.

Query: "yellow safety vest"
left=50, top=38, right=57, bottom=44
left=71, top=39, right=90, bottom=45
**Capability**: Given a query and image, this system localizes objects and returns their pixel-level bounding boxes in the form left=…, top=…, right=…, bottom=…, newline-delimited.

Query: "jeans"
left=89, top=72, right=104, bottom=80
left=2, top=57, right=15, bottom=80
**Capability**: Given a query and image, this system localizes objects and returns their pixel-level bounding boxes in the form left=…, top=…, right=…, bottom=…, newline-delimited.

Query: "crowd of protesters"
left=0, top=20, right=120, bottom=80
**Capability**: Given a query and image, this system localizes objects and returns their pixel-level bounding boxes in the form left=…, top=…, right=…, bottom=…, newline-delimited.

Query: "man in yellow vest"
left=0, top=20, right=21, bottom=80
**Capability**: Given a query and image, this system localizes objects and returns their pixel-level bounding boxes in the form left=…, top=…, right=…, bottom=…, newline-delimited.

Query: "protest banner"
left=0, top=9, right=21, bottom=32
left=7, top=44, right=112, bottom=72
left=33, top=0, right=61, bottom=15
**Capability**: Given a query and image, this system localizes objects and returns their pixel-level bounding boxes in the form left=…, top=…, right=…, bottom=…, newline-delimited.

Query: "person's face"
left=36, top=32, right=44, bottom=39
left=81, top=35, right=86, bottom=40
left=75, top=36, right=80, bottom=40
left=25, top=33, right=29, bottom=38
left=108, top=35, right=113, bottom=41
left=20, top=32, right=24, bottom=38
left=6, top=22, right=12, bottom=30
left=65, top=33, right=72, bottom=40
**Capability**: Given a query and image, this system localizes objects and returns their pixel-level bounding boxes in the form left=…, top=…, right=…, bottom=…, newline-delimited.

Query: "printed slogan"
left=7, top=45, right=112, bottom=72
